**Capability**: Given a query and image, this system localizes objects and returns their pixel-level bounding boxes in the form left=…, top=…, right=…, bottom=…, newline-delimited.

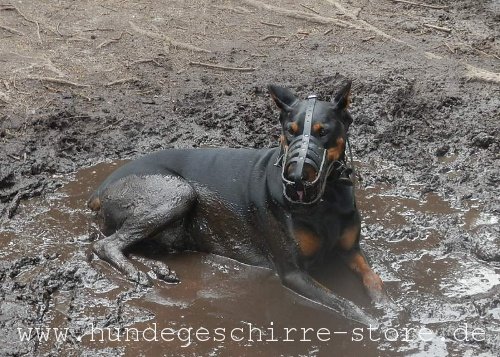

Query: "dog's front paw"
left=363, top=271, right=387, bottom=302
left=363, top=271, right=399, bottom=312
left=363, top=269, right=383, bottom=288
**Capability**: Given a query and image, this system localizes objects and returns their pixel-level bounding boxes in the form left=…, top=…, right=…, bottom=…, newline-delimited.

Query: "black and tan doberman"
left=88, top=82, right=387, bottom=325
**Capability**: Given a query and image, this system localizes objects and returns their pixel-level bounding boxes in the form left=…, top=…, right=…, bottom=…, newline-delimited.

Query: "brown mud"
left=0, top=0, right=499, bottom=356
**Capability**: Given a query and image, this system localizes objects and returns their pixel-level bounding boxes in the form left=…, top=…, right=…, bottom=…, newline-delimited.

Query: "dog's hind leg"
left=89, top=174, right=196, bottom=286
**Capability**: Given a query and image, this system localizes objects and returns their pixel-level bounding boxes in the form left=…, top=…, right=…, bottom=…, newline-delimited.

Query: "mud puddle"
left=1, top=161, right=499, bottom=356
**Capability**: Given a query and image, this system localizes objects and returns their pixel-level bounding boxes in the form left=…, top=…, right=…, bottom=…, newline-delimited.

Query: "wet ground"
left=1, top=0, right=499, bottom=356
left=1, top=161, right=498, bottom=356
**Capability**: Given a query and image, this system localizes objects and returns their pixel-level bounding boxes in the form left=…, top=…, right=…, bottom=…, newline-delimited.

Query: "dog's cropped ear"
left=331, top=80, right=352, bottom=111
left=268, top=85, right=298, bottom=112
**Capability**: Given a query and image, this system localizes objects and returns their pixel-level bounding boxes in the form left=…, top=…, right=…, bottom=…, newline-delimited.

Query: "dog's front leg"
left=337, top=220, right=393, bottom=307
left=279, top=269, right=376, bottom=326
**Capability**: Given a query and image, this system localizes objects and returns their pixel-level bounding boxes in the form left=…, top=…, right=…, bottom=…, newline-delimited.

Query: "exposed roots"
left=241, top=0, right=363, bottom=30
left=465, top=65, right=500, bottom=83
left=129, top=21, right=211, bottom=53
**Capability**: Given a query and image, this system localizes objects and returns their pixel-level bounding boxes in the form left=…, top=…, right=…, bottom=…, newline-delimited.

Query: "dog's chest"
left=291, top=210, right=343, bottom=260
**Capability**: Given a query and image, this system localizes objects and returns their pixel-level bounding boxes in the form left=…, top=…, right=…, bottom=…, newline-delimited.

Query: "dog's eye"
left=319, top=128, right=327, bottom=137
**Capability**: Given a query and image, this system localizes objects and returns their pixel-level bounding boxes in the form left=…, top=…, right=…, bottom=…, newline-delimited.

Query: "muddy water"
left=1, top=161, right=499, bottom=356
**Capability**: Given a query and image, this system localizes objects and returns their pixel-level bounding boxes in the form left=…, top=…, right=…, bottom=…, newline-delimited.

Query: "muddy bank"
left=1, top=0, right=499, bottom=356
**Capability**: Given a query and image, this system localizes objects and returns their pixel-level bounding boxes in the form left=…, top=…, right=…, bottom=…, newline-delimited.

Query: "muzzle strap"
left=290, top=94, right=316, bottom=181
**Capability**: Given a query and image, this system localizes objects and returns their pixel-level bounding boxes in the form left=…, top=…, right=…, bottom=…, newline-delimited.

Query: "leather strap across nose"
left=286, top=95, right=322, bottom=183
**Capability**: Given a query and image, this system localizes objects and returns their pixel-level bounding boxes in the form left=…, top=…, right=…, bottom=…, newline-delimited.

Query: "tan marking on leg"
left=346, top=90, right=352, bottom=108
left=279, top=135, right=289, bottom=151
left=338, top=224, right=359, bottom=251
left=295, top=228, right=321, bottom=257
left=327, top=137, right=345, bottom=161
left=348, top=252, right=371, bottom=274
left=349, top=252, right=384, bottom=296
left=290, top=121, right=299, bottom=134
left=88, top=197, right=101, bottom=211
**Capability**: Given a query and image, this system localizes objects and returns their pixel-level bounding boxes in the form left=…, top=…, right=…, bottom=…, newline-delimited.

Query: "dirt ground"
left=1, top=0, right=499, bottom=356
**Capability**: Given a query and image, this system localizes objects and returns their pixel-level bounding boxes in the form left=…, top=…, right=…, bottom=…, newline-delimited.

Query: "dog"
left=87, top=82, right=386, bottom=325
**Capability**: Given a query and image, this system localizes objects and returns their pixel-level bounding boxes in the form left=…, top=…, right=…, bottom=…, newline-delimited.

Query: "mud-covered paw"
left=149, top=262, right=180, bottom=284
left=127, top=269, right=153, bottom=287
left=363, top=271, right=397, bottom=309
left=92, top=240, right=152, bottom=287
left=362, top=270, right=383, bottom=295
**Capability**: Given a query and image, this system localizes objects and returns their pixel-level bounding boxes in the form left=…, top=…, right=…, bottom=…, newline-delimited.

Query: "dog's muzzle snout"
left=283, top=135, right=324, bottom=183
left=280, top=94, right=334, bottom=204
left=281, top=135, right=330, bottom=204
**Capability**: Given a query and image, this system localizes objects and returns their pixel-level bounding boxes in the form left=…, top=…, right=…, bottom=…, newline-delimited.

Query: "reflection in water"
left=0, top=161, right=498, bottom=356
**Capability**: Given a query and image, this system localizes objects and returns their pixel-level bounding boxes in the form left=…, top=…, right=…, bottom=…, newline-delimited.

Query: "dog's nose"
left=286, top=163, right=318, bottom=183
left=286, top=165, right=302, bottom=183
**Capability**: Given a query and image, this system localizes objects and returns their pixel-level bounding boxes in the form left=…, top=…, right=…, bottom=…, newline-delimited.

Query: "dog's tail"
left=87, top=194, right=101, bottom=212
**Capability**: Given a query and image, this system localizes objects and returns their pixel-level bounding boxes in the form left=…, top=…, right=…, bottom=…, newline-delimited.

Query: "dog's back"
left=90, top=147, right=280, bottom=210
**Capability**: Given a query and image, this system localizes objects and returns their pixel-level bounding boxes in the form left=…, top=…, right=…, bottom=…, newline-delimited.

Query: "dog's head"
left=269, top=82, right=353, bottom=205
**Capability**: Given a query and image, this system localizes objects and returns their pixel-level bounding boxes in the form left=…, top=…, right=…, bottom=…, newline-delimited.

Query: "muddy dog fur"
left=88, top=83, right=388, bottom=325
